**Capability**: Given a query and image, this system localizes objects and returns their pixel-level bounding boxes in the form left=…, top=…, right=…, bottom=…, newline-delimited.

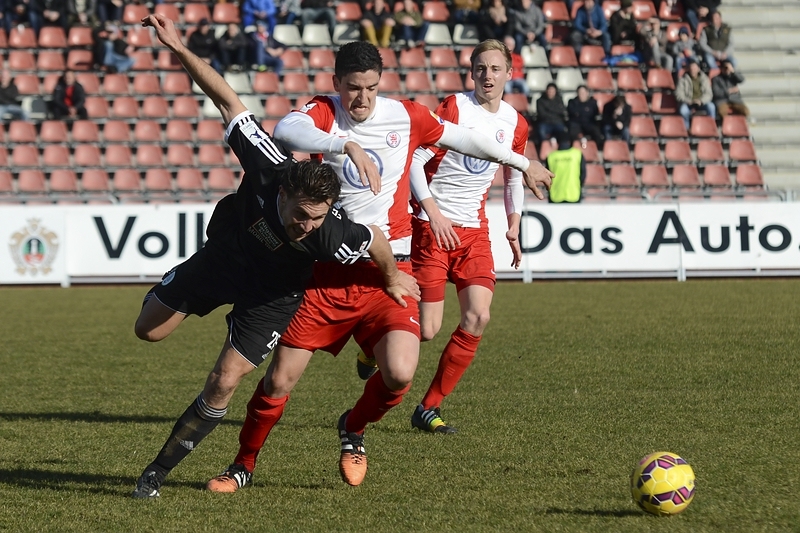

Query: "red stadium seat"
left=696, top=140, right=724, bottom=162
left=721, top=115, right=750, bottom=138
left=659, top=0, right=685, bottom=21
left=72, top=120, right=100, bottom=143
left=132, top=73, right=160, bottom=95
left=50, top=169, right=80, bottom=194
left=135, top=145, right=164, bottom=167
left=630, top=116, right=658, bottom=138
left=106, top=145, right=134, bottom=167
left=430, top=47, right=458, bottom=69
left=81, top=169, right=111, bottom=193
left=144, top=168, right=174, bottom=193
left=0, top=147, right=7, bottom=167
left=665, top=22, right=691, bottom=42
left=503, top=93, right=529, bottom=115
left=167, top=144, right=195, bottom=166
left=134, top=120, right=163, bottom=142
left=38, top=27, right=67, bottom=48
left=66, top=49, right=93, bottom=70
left=18, top=170, right=47, bottom=193
left=313, top=72, right=335, bottom=93
left=646, top=68, right=675, bottom=91
left=281, top=49, right=305, bottom=70
left=154, top=4, right=180, bottom=21
left=184, top=3, right=212, bottom=24
left=132, top=51, right=156, bottom=71
left=0, top=29, right=6, bottom=49
left=664, top=140, right=692, bottom=163
left=14, top=74, right=40, bottom=95
left=584, top=164, right=607, bottom=187
left=602, top=0, right=621, bottom=19
left=422, top=1, right=450, bottom=22
left=458, top=47, right=474, bottom=68
left=617, top=69, right=645, bottom=91
left=112, top=97, right=140, bottom=119
left=73, top=144, right=103, bottom=167
left=208, top=167, right=237, bottom=190
left=633, top=140, right=662, bottom=163
left=253, top=72, right=280, bottom=93
left=42, top=145, right=70, bottom=167
left=160, top=73, right=189, bottom=95
left=103, top=73, right=131, bottom=95
left=113, top=169, right=142, bottom=192
left=435, top=71, right=464, bottom=93
left=73, top=73, right=99, bottom=95
left=85, top=96, right=110, bottom=118
left=309, top=49, right=336, bottom=69
left=579, top=45, right=607, bottom=67
left=68, top=26, right=94, bottom=47
left=196, top=120, right=224, bottom=142
left=632, top=0, right=656, bottom=20
left=40, top=121, right=69, bottom=143
left=127, top=27, right=153, bottom=48
left=166, top=120, right=194, bottom=142
left=405, top=71, right=433, bottom=93
left=213, top=2, right=241, bottom=23
left=378, top=72, right=402, bottom=92
left=172, top=96, right=201, bottom=118
left=414, top=94, right=440, bottom=111
left=543, top=1, right=570, bottom=22
left=729, top=140, right=757, bottom=162
left=587, top=69, right=614, bottom=91
left=336, top=2, right=362, bottom=21
left=8, top=121, right=37, bottom=143
left=198, top=145, right=227, bottom=166
left=650, top=92, right=677, bottom=115
left=379, top=47, right=399, bottom=69
left=400, top=47, right=427, bottom=69
left=549, top=46, right=579, bottom=67
left=690, top=116, right=719, bottom=138
left=609, top=165, right=638, bottom=187
left=602, top=140, right=631, bottom=163
left=672, top=164, right=701, bottom=187
left=8, top=51, right=36, bottom=70
left=283, top=73, right=311, bottom=94
left=157, top=50, right=183, bottom=70
left=624, top=92, right=649, bottom=115
left=735, top=165, right=764, bottom=187
left=176, top=168, right=205, bottom=194
left=703, top=165, right=731, bottom=187
left=658, top=116, right=688, bottom=138
left=9, top=26, right=36, bottom=48
left=103, top=120, right=131, bottom=143
left=123, top=4, right=149, bottom=24
left=611, top=44, right=636, bottom=57
left=12, top=145, right=40, bottom=166
left=265, top=96, right=293, bottom=118
left=576, top=140, right=599, bottom=163
left=641, top=164, right=669, bottom=187
left=142, top=96, right=171, bottom=118
left=37, top=51, right=67, bottom=71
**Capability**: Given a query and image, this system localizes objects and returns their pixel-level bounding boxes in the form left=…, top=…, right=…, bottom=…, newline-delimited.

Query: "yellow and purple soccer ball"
left=630, top=451, right=695, bottom=516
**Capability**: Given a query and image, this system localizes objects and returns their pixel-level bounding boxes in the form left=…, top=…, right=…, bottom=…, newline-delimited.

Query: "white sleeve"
left=435, top=121, right=531, bottom=173
left=273, top=112, right=349, bottom=154
left=503, top=167, right=524, bottom=216
left=409, top=147, right=435, bottom=203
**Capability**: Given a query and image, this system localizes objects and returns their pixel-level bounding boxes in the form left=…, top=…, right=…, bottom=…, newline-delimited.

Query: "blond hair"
left=470, top=39, right=513, bottom=71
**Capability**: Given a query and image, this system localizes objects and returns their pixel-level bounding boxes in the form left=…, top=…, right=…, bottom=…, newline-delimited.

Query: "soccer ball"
left=630, top=451, right=695, bottom=516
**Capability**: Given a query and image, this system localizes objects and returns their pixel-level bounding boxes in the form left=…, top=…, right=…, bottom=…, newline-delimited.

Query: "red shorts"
left=411, top=218, right=496, bottom=303
left=279, top=260, right=420, bottom=356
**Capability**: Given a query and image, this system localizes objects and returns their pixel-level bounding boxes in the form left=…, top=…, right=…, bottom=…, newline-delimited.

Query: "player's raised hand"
left=141, top=13, right=183, bottom=52
left=385, top=271, right=420, bottom=308
left=506, top=226, right=522, bottom=269
left=523, top=160, right=553, bottom=201
left=428, top=212, right=461, bottom=251
left=344, top=141, right=381, bottom=195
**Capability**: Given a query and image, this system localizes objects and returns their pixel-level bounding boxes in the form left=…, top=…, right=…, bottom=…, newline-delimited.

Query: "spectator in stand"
left=569, top=0, right=610, bottom=56
left=503, top=36, right=529, bottom=96
left=29, top=0, right=66, bottom=36
left=242, top=0, right=277, bottom=33
left=0, top=68, right=28, bottom=122
left=567, top=85, right=603, bottom=149
left=510, top=0, right=546, bottom=52
left=51, top=70, right=87, bottom=120
left=536, top=83, right=568, bottom=147
left=683, top=0, right=719, bottom=32
left=102, top=24, right=135, bottom=73
left=96, top=0, right=123, bottom=25
left=3, top=0, right=29, bottom=33
left=66, top=0, right=96, bottom=28
left=712, top=60, right=749, bottom=119
left=676, top=58, right=715, bottom=128
left=699, top=10, right=735, bottom=70
left=219, top=23, right=249, bottom=72
left=394, top=0, right=427, bottom=49
left=602, top=95, right=631, bottom=143
left=639, top=16, right=672, bottom=70
left=300, top=0, right=335, bottom=37
left=277, top=0, right=301, bottom=25
left=360, top=0, right=394, bottom=48
left=251, top=20, right=285, bottom=73
left=187, top=18, right=223, bottom=74
left=478, top=0, right=512, bottom=43
left=671, top=26, right=697, bottom=73
left=452, top=0, right=481, bottom=25
left=609, top=0, right=637, bottom=47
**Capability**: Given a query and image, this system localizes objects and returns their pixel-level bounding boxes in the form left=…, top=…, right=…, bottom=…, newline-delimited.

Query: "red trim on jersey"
left=293, top=95, right=336, bottom=132
left=423, top=95, right=460, bottom=182
left=512, top=111, right=529, bottom=155
left=477, top=186, right=491, bottom=229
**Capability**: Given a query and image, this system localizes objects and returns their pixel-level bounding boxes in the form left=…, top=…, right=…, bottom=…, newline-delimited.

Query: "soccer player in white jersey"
left=206, top=41, right=553, bottom=491
left=406, top=39, right=529, bottom=434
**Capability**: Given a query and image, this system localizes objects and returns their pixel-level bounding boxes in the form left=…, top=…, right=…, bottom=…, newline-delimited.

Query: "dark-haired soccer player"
left=130, top=14, right=418, bottom=499
left=207, top=40, right=552, bottom=490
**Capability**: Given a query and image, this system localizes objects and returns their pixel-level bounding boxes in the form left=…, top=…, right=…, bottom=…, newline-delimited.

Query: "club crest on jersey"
left=496, top=130, right=506, bottom=143
left=343, top=149, right=384, bottom=190
left=462, top=155, right=492, bottom=175
left=386, top=131, right=401, bottom=148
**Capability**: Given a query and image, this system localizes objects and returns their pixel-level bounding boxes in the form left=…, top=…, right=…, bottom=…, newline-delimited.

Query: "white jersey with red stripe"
left=293, top=95, right=446, bottom=255
left=420, top=92, right=528, bottom=229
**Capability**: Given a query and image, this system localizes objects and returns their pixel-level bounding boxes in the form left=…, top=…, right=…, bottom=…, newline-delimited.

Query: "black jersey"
left=203, top=111, right=373, bottom=297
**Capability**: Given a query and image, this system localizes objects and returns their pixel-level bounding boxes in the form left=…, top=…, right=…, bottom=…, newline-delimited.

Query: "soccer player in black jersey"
left=131, top=13, right=419, bottom=499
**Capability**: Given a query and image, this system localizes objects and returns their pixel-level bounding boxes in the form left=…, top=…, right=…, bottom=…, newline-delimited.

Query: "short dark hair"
left=546, top=82, right=558, bottom=92
left=335, top=41, right=383, bottom=79
left=281, top=160, right=341, bottom=204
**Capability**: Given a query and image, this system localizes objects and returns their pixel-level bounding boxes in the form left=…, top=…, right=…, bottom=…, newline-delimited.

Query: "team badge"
left=496, top=130, right=506, bottom=143
left=343, top=149, right=384, bottom=190
left=8, top=218, right=59, bottom=276
left=386, top=131, right=401, bottom=148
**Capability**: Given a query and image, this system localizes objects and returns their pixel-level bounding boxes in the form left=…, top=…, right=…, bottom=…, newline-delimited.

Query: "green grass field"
left=1, top=279, right=799, bottom=532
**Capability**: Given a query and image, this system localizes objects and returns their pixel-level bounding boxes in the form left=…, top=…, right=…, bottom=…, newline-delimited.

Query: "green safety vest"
left=547, top=147, right=583, bottom=203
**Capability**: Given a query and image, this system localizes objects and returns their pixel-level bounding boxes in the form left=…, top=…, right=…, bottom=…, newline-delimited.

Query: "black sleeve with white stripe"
left=225, top=111, right=291, bottom=176
left=308, top=206, right=374, bottom=265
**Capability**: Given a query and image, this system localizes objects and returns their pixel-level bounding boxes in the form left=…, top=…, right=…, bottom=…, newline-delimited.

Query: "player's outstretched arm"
left=366, top=225, right=420, bottom=307
left=142, top=14, right=246, bottom=126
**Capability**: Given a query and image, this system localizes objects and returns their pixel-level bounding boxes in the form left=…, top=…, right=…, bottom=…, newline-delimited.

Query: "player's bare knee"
left=134, top=320, right=162, bottom=342
left=382, top=369, right=414, bottom=390
left=462, top=310, right=490, bottom=336
left=420, top=324, right=439, bottom=342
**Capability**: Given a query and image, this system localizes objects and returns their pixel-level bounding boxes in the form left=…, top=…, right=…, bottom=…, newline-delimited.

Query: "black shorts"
left=148, top=245, right=303, bottom=367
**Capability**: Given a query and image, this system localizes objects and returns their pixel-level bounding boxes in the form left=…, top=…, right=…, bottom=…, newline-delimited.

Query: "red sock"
left=421, top=326, right=480, bottom=409
left=345, top=371, right=410, bottom=434
left=234, top=377, right=288, bottom=473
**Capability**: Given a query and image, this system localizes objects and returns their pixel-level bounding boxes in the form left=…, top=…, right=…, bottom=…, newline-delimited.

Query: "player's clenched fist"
left=141, top=14, right=183, bottom=52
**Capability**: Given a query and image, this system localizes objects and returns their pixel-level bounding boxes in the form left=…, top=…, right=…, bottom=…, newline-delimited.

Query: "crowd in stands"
left=0, top=0, right=764, bottom=202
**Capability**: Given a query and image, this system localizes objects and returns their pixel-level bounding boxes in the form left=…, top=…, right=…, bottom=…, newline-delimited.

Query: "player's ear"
left=332, top=75, right=340, bottom=92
